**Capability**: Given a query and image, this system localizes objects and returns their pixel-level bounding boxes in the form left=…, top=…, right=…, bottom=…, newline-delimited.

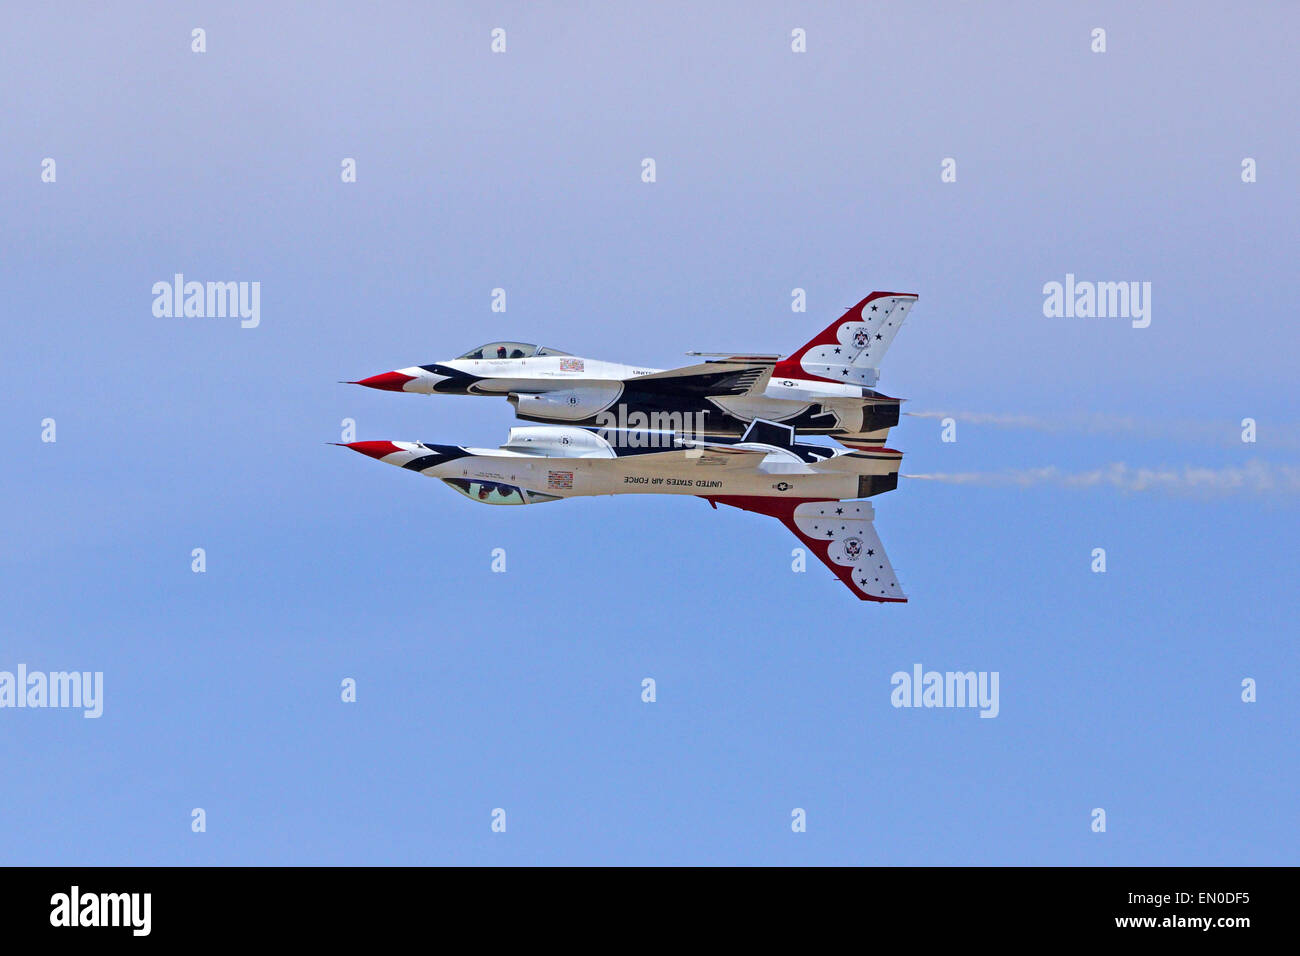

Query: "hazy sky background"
left=2, top=2, right=1296, bottom=864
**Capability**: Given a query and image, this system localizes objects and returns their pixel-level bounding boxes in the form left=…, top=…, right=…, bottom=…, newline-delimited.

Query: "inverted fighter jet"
left=336, top=419, right=907, bottom=602
left=348, top=292, right=917, bottom=450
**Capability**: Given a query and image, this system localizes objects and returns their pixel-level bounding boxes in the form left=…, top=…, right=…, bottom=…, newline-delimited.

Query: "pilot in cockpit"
left=496, top=345, right=508, bottom=358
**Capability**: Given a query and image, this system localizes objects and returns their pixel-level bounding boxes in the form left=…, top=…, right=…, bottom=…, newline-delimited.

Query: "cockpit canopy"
left=456, top=342, right=572, bottom=360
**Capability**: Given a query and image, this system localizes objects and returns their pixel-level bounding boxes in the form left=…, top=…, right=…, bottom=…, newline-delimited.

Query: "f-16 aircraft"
left=349, top=291, right=916, bottom=449
left=337, top=419, right=907, bottom=602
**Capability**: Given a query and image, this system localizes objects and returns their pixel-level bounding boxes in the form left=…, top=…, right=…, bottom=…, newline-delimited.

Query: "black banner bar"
left=0, top=866, right=1280, bottom=942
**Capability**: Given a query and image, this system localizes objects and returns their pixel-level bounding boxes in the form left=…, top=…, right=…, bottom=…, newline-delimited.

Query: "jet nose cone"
left=351, top=371, right=416, bottom=392
left=339, top=440, right=404, bottom=460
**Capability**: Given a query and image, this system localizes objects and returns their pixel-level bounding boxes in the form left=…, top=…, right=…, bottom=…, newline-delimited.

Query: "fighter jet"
left=348, top=292, right=916, bottom=450
left=337, top=419, right=907, bottom=601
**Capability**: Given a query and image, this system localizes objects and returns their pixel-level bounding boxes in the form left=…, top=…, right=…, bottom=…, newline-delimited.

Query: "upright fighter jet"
left=336, top=419, right=907, bottom=602
left=348, top=292, right=916, bottom=449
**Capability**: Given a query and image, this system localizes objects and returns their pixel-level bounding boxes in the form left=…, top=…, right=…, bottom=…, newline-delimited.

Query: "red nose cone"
left=352, top=371, right=416, bottom=392
left=342, top=441, right=404, bottom=460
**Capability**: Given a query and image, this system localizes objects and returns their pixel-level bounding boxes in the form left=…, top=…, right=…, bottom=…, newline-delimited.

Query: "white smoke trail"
left=902, top=461, right=1300, bottom=497
left=903, top=411, right=1300, bottom=449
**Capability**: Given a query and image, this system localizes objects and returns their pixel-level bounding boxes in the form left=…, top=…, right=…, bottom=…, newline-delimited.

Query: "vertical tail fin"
left=772, top=291, right=917, bottom=387
left=704, top=495, right=907, bottom=602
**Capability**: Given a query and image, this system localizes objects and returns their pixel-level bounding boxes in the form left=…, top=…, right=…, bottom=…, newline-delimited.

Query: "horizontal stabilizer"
left=807, top=446, right=902, bottom=476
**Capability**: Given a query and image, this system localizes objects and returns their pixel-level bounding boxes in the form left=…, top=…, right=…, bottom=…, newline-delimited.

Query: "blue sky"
left=2, top=2, right=1296, bottom=864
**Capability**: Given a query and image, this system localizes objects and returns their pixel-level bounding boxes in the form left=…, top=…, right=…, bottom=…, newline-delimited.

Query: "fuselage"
left=344, top=425, right=901, bottom=506
left=356, top=353, right=900, bottom=442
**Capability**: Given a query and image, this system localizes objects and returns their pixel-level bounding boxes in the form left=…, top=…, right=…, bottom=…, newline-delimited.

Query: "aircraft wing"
left=611, top=444, right=769, bottom=470
left=703, top=495, right=906, bottom=602
left=683, top=352, right=781, bottom=362
left=500, top=362, right=770, bottom=398
left=629, top=362, right=769, bottom=396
